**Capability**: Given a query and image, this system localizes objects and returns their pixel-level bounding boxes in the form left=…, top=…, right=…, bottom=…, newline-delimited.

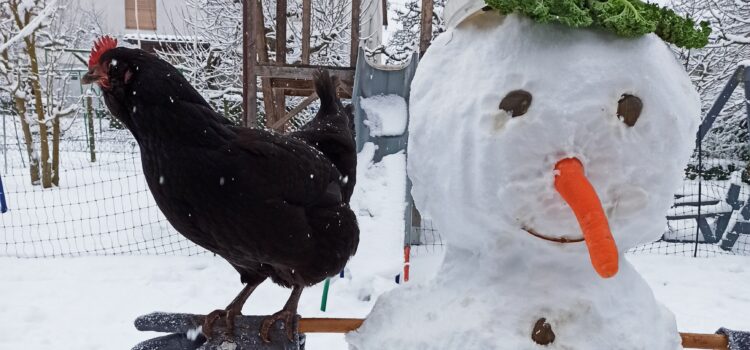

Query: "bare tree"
left=364, top=0, right=445, bottom=65
left=669, top=0, right=750, bottom=161
left=0, top=0, right=82, bottom=187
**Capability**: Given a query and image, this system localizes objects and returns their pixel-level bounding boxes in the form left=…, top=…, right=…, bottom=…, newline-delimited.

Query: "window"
left=125, top=0, right=157, bottom=30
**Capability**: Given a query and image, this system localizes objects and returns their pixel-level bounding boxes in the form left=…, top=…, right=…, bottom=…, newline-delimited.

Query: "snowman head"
left=407, top=10, right=700, bottom=278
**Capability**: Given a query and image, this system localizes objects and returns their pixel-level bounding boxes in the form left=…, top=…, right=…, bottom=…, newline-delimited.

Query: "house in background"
left=78, top=0, right=197, bottom=52
left=49, top=1, right=199, bottom=115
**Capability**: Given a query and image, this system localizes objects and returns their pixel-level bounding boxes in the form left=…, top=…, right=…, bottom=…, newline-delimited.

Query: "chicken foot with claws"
left=202, top=280, right=262, bottom=337
left=260, top=285, right=303, bottom=343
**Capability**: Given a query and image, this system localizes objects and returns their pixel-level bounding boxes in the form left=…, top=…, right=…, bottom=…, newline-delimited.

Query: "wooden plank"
left=276, top=0, right=287, bottom=65
left=271, top=81, right=350, bottom=98
left=681, top=332, right=729, bottom=349
left=273, top=88, right=287, bottom=129
left=270, top=78, right=351, bottom=97
left=350, top=0, right=361, bottom=66
left=419, top=0, right=433, bottom=56
left=281, top=89, right=316, bottom=97
left=301, top=0, right=311, bottom=64
left=255, top=64, right=354, bottom=82
left=280, top=88, right=351, bottom=99
left=270, top=92, right=318, bottom=130
left=242, top=0, right=258, bottom=127
left=255, top=0, right=277, bottom=125
left=254, top=0, right=269, bottom=63
left=272, top=78, right=314, bottom=90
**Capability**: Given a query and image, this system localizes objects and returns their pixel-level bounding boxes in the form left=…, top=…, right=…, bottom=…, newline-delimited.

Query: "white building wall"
left=78, top=0, right=192, bottom=37
left=57, top=0, right=194, bottom=96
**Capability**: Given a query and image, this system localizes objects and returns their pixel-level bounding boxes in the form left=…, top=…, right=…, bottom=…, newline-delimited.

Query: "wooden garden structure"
left=240, top=0, right=435, bottom=129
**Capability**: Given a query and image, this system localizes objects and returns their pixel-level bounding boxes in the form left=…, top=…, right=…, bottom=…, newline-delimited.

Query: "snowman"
left=348, top=1, right=709, bottom=349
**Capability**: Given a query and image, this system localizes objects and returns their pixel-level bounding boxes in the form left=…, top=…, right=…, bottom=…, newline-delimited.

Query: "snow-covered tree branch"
left=158, top=0, right=355, bottom=128
left=669, top=0, right=750, bottom=179
left=0, top=0, right=90, bottom=187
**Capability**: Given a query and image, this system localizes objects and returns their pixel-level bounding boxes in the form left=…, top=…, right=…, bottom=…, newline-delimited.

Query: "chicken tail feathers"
left=295, top=70, right=357, bottom=203
left=313, top=70, right=340, bottom=115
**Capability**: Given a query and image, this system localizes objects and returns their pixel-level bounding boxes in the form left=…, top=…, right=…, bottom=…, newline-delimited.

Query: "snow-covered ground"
left=0, top=253, right=747, bottom=349
left=0, top=115, right=414, bottom=349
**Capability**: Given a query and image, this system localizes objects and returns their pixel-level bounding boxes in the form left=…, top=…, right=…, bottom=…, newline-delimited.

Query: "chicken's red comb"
left=89, top=36, right=118, bottom=68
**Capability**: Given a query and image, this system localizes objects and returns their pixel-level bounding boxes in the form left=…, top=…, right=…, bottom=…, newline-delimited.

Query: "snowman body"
left=348, top=11, right=700, bottom=350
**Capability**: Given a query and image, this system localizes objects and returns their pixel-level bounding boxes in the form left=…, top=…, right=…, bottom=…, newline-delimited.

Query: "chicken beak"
left=554, top=158, right=619, bottom=278
left=81, top=70, right=99, bottom=85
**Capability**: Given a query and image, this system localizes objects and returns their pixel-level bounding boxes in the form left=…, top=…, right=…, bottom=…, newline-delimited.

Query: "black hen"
left=82, top=37, right=359, bottom=341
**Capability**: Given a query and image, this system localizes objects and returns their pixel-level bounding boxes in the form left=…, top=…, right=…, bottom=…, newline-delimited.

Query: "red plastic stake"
left=403, top=246, right=411, bottom=282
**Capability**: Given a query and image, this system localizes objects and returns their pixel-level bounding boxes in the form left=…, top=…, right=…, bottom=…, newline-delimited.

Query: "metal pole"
left=694, top=140, right=702, bottom=258
left=11, top=111, right=25, bottom=168
left=83, top=95, right=89, bottom=154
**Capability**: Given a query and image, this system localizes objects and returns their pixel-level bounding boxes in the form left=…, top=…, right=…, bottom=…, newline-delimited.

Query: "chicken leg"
left=203, top=279, right=263, bottom=337
left=259, top=285, right=303, bottom=342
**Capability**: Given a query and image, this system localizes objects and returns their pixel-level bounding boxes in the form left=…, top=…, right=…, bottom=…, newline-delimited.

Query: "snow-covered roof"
left=122, top=33, right=206, bottom=44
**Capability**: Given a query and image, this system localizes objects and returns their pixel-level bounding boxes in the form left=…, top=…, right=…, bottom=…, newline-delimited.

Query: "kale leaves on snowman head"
left=484, top=0, right=711, bottom=49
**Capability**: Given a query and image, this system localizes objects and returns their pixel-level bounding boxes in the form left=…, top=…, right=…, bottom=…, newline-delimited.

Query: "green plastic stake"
left=320, top=278, right=331, bottom=312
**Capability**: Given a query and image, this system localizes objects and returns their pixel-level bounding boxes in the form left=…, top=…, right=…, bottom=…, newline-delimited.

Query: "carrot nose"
left=554, top=158, right=619, bottom=278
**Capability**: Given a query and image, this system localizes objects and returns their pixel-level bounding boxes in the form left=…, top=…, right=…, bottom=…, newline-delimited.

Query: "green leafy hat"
left=448, top=0, right=711, bottom=49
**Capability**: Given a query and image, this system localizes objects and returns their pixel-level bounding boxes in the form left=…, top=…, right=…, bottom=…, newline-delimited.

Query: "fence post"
left=86, top=96, right=97, bottom=162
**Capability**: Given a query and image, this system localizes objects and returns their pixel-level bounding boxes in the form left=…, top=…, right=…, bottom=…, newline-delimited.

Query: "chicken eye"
left=617, top=94, right=642, bottom=127
left=499, top=90, right=532, bottom=117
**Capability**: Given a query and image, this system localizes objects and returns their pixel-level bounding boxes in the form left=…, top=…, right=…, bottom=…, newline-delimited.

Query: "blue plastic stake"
left=0, top=174, right=7, bottom=213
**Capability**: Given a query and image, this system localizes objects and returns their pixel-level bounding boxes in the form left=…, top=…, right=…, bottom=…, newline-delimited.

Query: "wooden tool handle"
left=299, top=318, right=363, bottom=333
left=681, top=332, right=729, bottom=349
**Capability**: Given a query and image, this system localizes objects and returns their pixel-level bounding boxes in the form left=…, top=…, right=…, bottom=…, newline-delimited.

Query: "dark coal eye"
left=499, top=90, right=532, bottom=117
left=617, top=94, right=642, bottom=127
